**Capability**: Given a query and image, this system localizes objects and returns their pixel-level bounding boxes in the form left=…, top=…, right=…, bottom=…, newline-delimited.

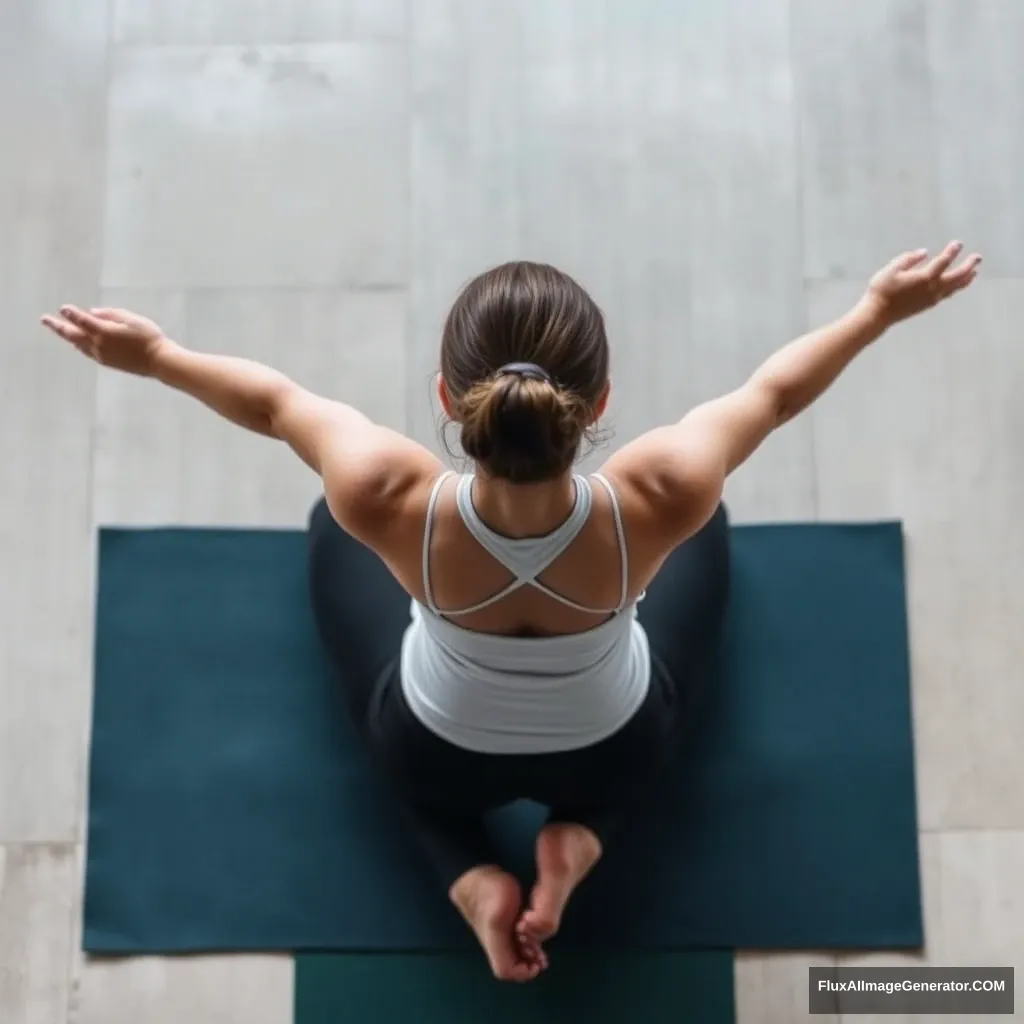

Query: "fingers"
left=886, top=241, right=976, bottom=283
left=40, top=313, right=80, bottom=341
left=39, top=314, right=96, bottom=357
left=884, top=241, right=983, bottom=301
left=40, top=303, right=129, bottom=357
left=889, top=248, right=930, bottom=273
left=58, top=304, right=114, bottom=334
left=40, top=313, right=90, bottom=346
left=940, top=252, right=983, bottom=294
left=925, top=240, right=964, bottom=279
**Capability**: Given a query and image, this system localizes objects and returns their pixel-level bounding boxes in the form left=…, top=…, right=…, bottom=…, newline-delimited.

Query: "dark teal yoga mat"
left=295, top=951, right=736, bottom=1024
left=83, top=522, right=921, bottom=953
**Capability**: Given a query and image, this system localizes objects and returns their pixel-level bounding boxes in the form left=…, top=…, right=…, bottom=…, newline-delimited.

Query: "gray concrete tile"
left=0, top=334, right=98, bottom=842
left=0, top=844, right=78, bottom=1024
left=0, top=0, right=107, bottom=844
left=113, top=0, right=404, bottom=45
left=938, top=280, right=1024, bottom=829
left=929, top=1, right=1024, bottom=275
left=73, top=953, right=293, bottom=1024
left=793, top=0, right=941, bottom=280
left=103, top=44, right=407, bottom=290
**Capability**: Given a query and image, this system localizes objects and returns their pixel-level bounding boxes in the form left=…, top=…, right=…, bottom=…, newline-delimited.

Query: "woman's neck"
left=469, top=470, right=577, bottom=539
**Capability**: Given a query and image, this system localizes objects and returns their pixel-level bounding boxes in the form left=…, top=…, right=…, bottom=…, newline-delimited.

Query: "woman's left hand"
left=861, top=241, right=982, bottom=328
left=40, top=305, right=172, bottom=377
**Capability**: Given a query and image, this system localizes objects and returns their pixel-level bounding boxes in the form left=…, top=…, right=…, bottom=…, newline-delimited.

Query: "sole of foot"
left=451, top=866, right=545, bottom=983
left=518, top=822, right=602, bottom=944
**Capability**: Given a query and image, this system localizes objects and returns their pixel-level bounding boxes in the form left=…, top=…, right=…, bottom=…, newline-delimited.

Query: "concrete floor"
left=2, top=1, right=1022, bottom=1021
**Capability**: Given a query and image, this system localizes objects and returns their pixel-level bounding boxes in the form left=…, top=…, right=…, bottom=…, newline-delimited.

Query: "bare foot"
left=517, top=822, right=603, bottom=946
left=449, top=866, right=545, bottom=982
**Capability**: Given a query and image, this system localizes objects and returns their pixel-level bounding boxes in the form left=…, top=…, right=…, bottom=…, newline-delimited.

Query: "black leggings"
left=307, top=497, right=730, bottom=891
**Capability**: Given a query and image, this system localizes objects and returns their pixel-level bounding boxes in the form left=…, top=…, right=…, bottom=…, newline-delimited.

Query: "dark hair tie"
left=497, top=362, right=552, bottom=384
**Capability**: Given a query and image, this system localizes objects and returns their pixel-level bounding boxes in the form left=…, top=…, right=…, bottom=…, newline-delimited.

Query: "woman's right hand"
left=862, top=241, right=982, bottom=328
left=40, top=305, right=173, bottom=377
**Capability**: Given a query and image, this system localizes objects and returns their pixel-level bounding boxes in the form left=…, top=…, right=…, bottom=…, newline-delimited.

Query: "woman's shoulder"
left=324, top=429, right=447, bottom=546
left=594, top=438, right=724, bottom=552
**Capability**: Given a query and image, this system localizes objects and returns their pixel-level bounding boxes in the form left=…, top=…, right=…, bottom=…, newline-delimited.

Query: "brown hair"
left=440, top=262, right=609, bottom=483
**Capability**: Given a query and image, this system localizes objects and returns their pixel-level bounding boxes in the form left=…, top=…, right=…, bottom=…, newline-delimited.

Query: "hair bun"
left=458, top=373, right=589, bottom=482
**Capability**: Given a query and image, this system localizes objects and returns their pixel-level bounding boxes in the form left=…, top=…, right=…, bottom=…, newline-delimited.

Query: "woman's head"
left=438, top=262, right=610, bottom=483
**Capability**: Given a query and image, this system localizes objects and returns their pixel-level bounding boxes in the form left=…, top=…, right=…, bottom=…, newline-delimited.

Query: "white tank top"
left=399, top=472, right=651, bottom=754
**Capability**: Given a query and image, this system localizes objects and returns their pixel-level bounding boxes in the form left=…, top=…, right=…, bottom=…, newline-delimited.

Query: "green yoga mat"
left=83, top=522, right=922, bottom=953
left=295, top=951, right=735, bottom=1024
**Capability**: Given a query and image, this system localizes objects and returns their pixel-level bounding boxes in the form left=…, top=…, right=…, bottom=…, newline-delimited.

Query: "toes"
left=494, top=960, right=540, bottom=983
left=513, top=927, right=550, bottom=973
left=527, top=944, right=549, bottom=971
left=519, top=938, right=542, bottom=964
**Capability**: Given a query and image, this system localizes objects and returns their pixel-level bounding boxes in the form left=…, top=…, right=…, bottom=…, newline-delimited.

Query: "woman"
left=43, top=241, right=979, bottom=981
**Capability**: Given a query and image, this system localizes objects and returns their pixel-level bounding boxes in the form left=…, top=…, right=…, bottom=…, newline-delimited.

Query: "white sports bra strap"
left=421, top=471, right=454, bottom=613
left=590, top=473, right=630, bottom=612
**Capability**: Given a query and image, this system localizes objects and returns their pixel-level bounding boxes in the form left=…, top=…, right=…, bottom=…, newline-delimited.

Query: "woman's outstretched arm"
left=606, top=240, right=983, bottom=540
left=39, top=305, right=440, bottom=530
